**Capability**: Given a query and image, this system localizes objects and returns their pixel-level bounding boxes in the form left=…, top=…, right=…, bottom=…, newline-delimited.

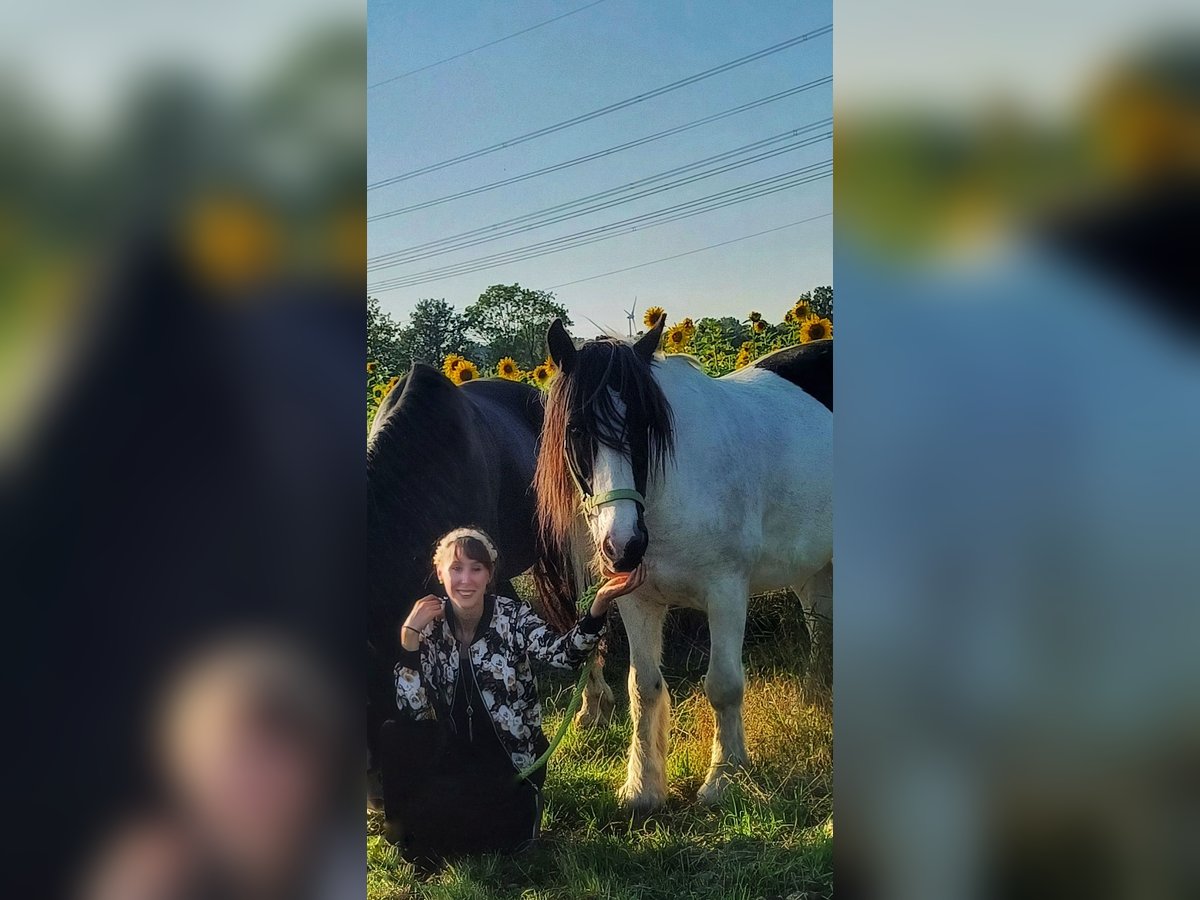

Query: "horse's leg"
left=617, top=596, right=670, bottom=810
left=697, top=586, right=750, bottom=805
left=798, top=560, right=833, bottom=703
left=574, top=639, right=615, bottom=728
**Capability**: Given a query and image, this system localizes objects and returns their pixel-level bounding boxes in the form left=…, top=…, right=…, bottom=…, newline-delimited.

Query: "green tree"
left=801, top=285, right=833, bottom=320
left=402, top=298, right=470, bottom=369
left=367, top=296, right=408, bottom=375
left=464, top=284, right=572, bottom=370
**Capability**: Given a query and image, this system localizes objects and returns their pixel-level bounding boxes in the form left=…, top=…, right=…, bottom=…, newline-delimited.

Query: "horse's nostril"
left=616, top=534, right=647, bottom=570
left=602, top=537, right=617, bottom=561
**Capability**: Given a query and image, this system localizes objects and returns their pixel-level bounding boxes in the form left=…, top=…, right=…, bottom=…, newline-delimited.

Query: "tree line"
left=368, top=282, right=830, bottom=384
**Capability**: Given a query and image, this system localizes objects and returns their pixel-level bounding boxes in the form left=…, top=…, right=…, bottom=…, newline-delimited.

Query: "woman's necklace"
left=459, top=644, right=475, bottom=742
left=452, top=605, right=482, bottom=742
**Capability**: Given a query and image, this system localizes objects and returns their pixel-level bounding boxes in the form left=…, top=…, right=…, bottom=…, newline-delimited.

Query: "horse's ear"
left=546, top=318, right=576, bottom=374
left=633, top=316, right=664, bottom=362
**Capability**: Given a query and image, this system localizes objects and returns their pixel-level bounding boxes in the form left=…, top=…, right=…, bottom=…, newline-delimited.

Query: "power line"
left=368, top=164, right=831, bottom=291
left=369, top=126, right=831, bottom=266
left=367, top=24, right=832, bottom=188
left=374, top=130, right=828, bottom=265
left=371, top=120, right=830, bottom=261
left=369, top=165, right=831, bottom=288
left=368, top=170, right=828, bottom=294
left=545, top=213, right=832, bottom=289
left=367, top=77, right=831, bottom=214
left=369, top=162, right=830, bottom=279
left=369, top=0, right=611, bottom=90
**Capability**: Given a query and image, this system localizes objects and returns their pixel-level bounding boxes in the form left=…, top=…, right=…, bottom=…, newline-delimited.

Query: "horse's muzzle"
left=606, top=524, right=648, bottom=572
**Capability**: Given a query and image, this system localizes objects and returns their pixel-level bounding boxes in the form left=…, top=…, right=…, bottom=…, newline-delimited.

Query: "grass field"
left=367, top=584, right=832, bottom=900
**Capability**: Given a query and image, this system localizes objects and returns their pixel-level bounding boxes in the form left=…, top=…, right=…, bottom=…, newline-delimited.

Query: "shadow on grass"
left=371, top=820, right=831, bottom=900
left=369, top=766, right=833, bottom=900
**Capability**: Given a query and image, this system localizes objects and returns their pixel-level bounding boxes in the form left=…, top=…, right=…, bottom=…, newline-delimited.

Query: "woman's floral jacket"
left=394, top=593, right=607, bottom=772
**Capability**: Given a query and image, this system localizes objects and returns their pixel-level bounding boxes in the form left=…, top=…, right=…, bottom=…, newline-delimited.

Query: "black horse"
left=366, top=363, right=576, bottom=782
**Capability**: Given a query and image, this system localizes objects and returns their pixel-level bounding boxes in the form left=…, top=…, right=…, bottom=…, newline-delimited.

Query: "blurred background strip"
left=0, top=1, right=366, bottom=897
left=835, top=2, right=1200, bottom=898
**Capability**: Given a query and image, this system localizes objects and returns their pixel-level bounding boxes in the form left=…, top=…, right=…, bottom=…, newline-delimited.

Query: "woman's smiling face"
left=438, top=546, right=491, bottom=609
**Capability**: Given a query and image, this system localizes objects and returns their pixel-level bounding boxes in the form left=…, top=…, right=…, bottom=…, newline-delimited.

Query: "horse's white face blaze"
left=589, top=442, right=642, bottom=567
left=582, top=389, right=645, bottom=571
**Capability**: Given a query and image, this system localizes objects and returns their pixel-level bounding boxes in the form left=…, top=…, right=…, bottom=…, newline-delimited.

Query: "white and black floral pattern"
left=394, top=594, right=606, bottom=772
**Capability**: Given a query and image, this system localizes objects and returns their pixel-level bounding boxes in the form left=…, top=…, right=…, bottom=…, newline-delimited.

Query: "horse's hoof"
left=573, top=707, right=605, bottom=729
left=366, top=770, right=385, bottom=812
left=573, top=699, right=614, bottom=728
left=381, top=819, right=405, bottom=846
left=573, top=686, right=616, bottom=729
left=617, top=782, right=667, bottom=812
left=696, top=773, right=732, bottom=805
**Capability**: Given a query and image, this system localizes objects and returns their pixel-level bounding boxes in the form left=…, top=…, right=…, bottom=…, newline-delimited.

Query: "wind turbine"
left=623, top=296, right=638, bottom=337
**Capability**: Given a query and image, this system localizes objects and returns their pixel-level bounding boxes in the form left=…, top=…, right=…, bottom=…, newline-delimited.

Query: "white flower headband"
left=432, top=527, right=499, bottom=568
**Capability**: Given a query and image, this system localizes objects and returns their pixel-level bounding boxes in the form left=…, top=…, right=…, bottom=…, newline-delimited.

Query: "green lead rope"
left=515, top=654, right=597, bottom=783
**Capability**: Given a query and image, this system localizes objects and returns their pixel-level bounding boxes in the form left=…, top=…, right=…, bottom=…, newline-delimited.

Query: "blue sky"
left=368, top=0, right=831, bottom=334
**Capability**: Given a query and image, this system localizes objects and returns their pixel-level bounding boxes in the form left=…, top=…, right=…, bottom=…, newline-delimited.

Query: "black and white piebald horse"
left=535, top=318, right=833, bottom=808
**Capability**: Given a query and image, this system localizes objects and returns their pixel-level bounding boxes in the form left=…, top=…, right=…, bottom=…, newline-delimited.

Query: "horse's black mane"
left=559, top=337, right=675, bottom=495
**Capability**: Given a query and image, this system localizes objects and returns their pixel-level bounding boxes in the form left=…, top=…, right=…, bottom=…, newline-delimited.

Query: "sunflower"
left=643, top=306, right=666, bottom=328
left=740, top=341, right=755, bottom=353
left=798, top=315, right=832, bottom=343
left=366, top=361, right=377, bottom=374
left=442, top=354, right=465, bottom=378
left=496, top=357, right=521, bottom=380
left=371, top=383, right=386, bottom=399
left=783, top=308, right=796, bottom=323
left=792, top=300, right=810, bottom=321
left=747, top=310, right=762, bottom=323
left=530, top=364, right=553, bottom=388
left=542, top=356, right=557, bottom=375
left=735, top=349, right=752, bottom=370
left=450, top=360, right=480, bottom=384
left=664, top=323, right=690, bottom=352
left=752, top=320, right=767, bottom=334
left=387, top=375, right=400, bottom=390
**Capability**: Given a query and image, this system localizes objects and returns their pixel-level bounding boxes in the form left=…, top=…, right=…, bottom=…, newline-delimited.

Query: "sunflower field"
left=367, top=289, right=831, bottom=432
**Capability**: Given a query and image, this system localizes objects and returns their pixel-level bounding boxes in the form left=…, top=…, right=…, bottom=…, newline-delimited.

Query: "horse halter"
left=581, top=486, right=646, bottom=515
left=565, top=455, right=646, bottom=515
left=566, top=343, right=647, bottom=515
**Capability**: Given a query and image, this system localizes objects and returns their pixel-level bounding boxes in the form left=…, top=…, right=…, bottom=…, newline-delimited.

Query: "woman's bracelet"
left=403, top=625, right=422, bottom=637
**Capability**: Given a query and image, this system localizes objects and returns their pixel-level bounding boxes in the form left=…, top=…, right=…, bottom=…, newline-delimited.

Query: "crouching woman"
left=380, top=526, right=644, bottom=861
